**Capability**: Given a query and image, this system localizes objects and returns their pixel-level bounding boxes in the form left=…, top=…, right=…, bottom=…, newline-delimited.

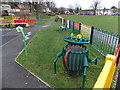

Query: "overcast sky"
left=5, top=0, right=120, bottom=9
left=54, top=0, right=120, bottom=9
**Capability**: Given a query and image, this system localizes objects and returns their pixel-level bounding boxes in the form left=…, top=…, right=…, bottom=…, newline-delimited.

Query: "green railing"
left=90, top=27, right=119, bottom=57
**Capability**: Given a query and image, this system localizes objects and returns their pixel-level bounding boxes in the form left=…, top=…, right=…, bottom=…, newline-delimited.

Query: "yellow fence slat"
left=93, top=54, right=116, bottom=89
left=67, top=20, right=69, bottom=28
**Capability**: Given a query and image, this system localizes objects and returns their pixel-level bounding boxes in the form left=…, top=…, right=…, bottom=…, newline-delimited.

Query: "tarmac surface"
left=2, top=22, right=53, bottom=89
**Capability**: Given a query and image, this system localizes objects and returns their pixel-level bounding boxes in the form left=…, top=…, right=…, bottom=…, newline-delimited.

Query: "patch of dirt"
left=54, top=29, right=61, bottom=33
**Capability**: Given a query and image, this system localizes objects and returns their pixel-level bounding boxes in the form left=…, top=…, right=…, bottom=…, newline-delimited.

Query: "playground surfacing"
left=34, top=23, right=45, bottom=25
left=2, top=30, right=11, bottom=35
left=2, top=35, right=18, bottom=46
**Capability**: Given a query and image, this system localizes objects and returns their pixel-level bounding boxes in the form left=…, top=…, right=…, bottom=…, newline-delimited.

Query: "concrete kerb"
left=15, top=59, right=53, bottom=89
left=14, top=23, right=54, bottom=89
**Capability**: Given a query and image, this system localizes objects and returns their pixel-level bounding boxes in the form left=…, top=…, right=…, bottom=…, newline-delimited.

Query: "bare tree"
left=69, top=4, right=74, bottom=13
left=45, top=1, right=56, bottom=13
left=26, top=0, right=45, bottom=19
left=103, top=7, right=106, bottom=15
left=74, top=2, right=80, bottom=9
left=32, top=1, right=42, bottom=19
left=8, top=2, right=19, bottom=9
left=74, top=2, right=81, bottom=13
left=91, top=0, right=101, bottom=15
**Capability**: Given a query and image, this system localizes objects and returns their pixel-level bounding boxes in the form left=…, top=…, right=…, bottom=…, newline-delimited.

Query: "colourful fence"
left=56, top=16, right=81, bottom=31
left=90, top=26, right=119, bottom=57
left=93, top=43, right=120, bottom=88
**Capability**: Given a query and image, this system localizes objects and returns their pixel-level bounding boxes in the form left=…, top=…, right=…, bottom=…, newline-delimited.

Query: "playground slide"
left=14, top=20, right=36, bottom=23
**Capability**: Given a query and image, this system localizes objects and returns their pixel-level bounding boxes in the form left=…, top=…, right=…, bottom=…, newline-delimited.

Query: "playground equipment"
left=0, top=14, right=36, bottom=27
left=54, top=35, right=97, bottom=88
left=60, top=25, right=66, bottom=31
left=0, top=15, right=29, bottom=27
left=0, top=16, right=4, bottom=20
left=14, top=14, right=36, bottom=23
left=16, top=26, right=31, bottom=56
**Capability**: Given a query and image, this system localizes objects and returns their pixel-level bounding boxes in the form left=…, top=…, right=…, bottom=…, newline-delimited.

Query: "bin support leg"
left=54, top=51, right=63, bottom=74
left=54, top=61, right=57, bottom=74
left=82, top=67, right=86, bottom=88
left=54, top=57, right=59, bottom=74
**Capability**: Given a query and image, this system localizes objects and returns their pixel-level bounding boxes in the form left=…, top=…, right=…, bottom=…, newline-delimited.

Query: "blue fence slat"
left=70, top=21, right=74, bottom=30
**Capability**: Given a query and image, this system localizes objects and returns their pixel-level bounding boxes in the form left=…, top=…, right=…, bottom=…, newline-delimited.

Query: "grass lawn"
left=61, top=15, right=118, bottom=33
left=16, top=16, right=105, bottom=88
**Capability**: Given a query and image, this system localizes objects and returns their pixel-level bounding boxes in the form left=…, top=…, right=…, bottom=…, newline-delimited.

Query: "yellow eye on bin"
left=77, top=34, right=82, bottom=38
left=71, top=33, right=74, bottom=37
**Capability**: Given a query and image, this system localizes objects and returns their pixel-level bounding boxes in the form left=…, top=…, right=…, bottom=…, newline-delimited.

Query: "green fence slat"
left=91, top=27, right=119, bottom=56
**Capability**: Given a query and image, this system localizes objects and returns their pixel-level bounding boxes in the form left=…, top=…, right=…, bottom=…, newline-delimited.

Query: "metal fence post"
left=61, top=18, right=62, bottom=23
left=118, top=36, right=120, bottom=44
left=90, top=26, right=94, bottom=44
left=79, top=23, right=81, bottom=33
left=69, top=20, right=71, bottom=29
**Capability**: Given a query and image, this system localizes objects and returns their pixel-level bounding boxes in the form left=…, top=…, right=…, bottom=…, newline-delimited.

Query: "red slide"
left=14, top=20, right=36, bottom=23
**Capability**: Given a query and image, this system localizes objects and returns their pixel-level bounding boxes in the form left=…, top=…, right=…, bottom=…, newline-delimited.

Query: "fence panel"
left=90, top=27, right=119, bottom=56
left=62, top=18, right=64, bottom=24
left=69, top=21, right=74, bottom=30
left=67, top=20, right=70, bottom=28
left=74, top=22, right=81, bottom=30
left=64, top=19, right=67, bottom=27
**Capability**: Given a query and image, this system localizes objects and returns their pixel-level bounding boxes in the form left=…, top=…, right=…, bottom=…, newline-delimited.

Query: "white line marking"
left=1, top=35, right=19, bottom=47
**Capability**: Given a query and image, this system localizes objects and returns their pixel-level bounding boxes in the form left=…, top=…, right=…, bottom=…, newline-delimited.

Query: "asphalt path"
left=2, top=22, right=53, bottom=89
